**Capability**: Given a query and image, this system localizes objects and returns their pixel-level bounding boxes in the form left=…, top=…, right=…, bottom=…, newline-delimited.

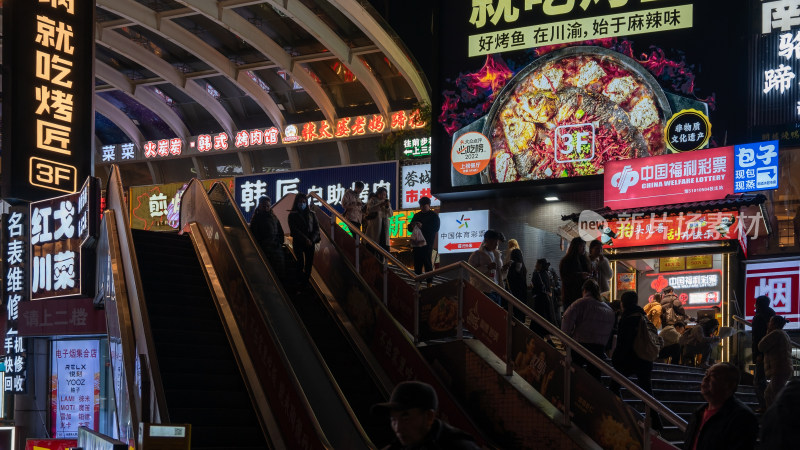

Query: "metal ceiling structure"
left=16, top=0, right=428, bottom=186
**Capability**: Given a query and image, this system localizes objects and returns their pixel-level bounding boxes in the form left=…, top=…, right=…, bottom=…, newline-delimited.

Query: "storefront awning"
left=560, top=193, right=766, bottom=222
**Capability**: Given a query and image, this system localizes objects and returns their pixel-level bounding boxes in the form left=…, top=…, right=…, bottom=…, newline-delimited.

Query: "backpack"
left=663, top=305, right=678, bottom=325
left=634, top=315, right=663, bottom=361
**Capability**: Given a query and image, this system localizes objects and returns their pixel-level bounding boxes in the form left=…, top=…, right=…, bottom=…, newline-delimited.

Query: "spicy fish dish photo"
left=483, top=46, right=672, bottom=184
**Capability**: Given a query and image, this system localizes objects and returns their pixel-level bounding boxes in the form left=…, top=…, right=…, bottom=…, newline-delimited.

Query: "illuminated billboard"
left=2, top=0, right=94, bottom=200
left=129, top=179, right=233, bottom=232
left=433, top=1, right=744, bottom=195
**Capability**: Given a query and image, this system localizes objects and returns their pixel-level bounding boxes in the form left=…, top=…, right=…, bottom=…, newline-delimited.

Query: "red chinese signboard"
left=604, top=211, right=739, bottom=248
left=25, top=439, right=77, bottom=450
left=18, top=298, right=106, bottom=336
left=745, top=261, right=800, bottom=330
left=604, top=146, right=734, bottom=209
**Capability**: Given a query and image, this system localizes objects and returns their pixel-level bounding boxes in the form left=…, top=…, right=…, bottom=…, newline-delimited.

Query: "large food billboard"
left=433, top=1, right=746, bottom=194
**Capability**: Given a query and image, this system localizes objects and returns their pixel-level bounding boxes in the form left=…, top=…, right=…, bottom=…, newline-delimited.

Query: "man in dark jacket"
left=408, top=196, right=440, bottom=285
left=751, top=294, right=775, bottom=411
left=249, top=196, right=285, bottom=278
left=288, top=193, right=320, bottom=283
left=683, top=362, right=758, bottom=450
left=611, top=291, right=663, bottom=430
left=372, top=381, right=479, bottom=450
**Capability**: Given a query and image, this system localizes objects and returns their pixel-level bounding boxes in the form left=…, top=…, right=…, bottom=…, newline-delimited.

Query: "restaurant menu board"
left=433, top=0, right=744, bottom=195
left=50, top=340, right=100, bottom=439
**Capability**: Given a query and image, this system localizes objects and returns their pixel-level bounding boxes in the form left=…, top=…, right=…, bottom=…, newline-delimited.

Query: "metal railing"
left=732, top=315, right=800, bottom=348
left=732, top=315, right=800, bottom=376
left=309, top=193, right=687, bottom=447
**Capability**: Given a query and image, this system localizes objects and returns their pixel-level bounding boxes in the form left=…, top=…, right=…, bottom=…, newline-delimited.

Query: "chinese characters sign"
left=2, top=0, right=93, bottom=199
left=438, top=210, right=489, bottom=254
left=401, top=164, right=440, bottom=209
left=50, top=339, right=100, bottom=438
left=603, top=212, right=739, bottom=248
left=3, top=207, right=29, bottom=394
left=129, top=179, right=233, bottom=232
left=98, top=109, right=426, bottom=163
left=468, top=3, right=693, bottom=57
left=604, top=146, right=733, bottom=209
left=745, top=260, right=800, bottom=330
left=30, top=190, right=89, bottom=299
left=642, top=269, right=722, bottom=309
left=235, top=162, right=397, bottom=222
left=733, top=140, right=779, bottom=192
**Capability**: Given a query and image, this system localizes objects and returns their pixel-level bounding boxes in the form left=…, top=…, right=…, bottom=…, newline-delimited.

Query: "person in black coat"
left=683, top=363, right=758, bottom=450
left=559, top=237, right=591, bottom=309
left=611, top=291, right=663, bottom=430
left=751, top=294, right=775, bottom=411
left=407, top=196, right=440, bottom=285
left=249, top=196, right=285, bottom=279
left=530, top=258, right=556, bottom=334
left=287, top=193, right=320, bottom=283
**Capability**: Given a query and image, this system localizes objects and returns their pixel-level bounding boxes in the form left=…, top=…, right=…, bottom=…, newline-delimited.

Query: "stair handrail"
left=309, top=193, right=688, bottom=442
left=105, top=165, right=170, bottom=428
left=732, top=315, right=800, bottom=348
left=181, top=179, right=372, bottom=449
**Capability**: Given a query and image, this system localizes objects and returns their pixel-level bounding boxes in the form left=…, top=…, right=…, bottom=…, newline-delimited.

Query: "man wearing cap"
left=468, top=229, right=510, bottom=306
left=372, top=381, right=479, bottom=449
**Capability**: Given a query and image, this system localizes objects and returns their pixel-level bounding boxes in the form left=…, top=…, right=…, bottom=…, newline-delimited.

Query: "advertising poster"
left=437, top=210, right=490, bottom=254
left=235, top=162, right=397, bottom=222
left=400, top=164, right=440, bottom=209
left=129, top=179, right=233, bottom=232
left=433, top=1, right=745, bottom=195
left=641, top=269, right=723, bottom=309
left=745, top=260, right=800, bottom=330
left=603, top=211, right=739, bottom=248
left=50, top=339, right=100, bottom=439
left=418, top=280, right=460, bottom=341
left=617, top=272, right=636, bottom=291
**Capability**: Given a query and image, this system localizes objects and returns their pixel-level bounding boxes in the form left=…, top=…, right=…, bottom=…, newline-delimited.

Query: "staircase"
left=618, top=363, right=758, bottom=445
left=387, top=263, right=451, bottom=286
left=132, top=229, right=268, bottom=450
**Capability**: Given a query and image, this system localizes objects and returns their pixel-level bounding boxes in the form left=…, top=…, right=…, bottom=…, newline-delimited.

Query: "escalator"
left=131, top=229, right=267, bottom=449
left=281, top=252, right=394, bottom=446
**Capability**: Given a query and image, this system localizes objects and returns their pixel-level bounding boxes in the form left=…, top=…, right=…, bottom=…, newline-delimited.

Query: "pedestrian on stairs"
left=408, top=196, right=439, bottom=286
left=560, top=279, right=616, bottom=381
left=288, top=193, right=320, bottom=284
left=610, top=291, right=664, bottom=430
left=660, top=286, right=686, bottom=326
left=758, top=315, right=792, bottom=408
left=658, top=321, right=686, bottom=364
left=751, top=294, right=775, bottom=412
left=680, top=319, right=720, bottom=369
left=683, top=362, right=758, bottom=450
left=342, top=181, right=365, bottom=231
left=249, top=196, right=285, bottom=279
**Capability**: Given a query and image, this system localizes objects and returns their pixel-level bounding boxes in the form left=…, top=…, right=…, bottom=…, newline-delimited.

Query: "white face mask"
left=297, top=202, right=307, bottom=210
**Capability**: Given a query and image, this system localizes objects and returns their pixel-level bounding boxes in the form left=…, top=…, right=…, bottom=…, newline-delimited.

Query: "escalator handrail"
left=309, top=192, right=688, bottom=433
left=106, top=165, right=170, bottom=426
left=180, top=178, right=373, bottom=449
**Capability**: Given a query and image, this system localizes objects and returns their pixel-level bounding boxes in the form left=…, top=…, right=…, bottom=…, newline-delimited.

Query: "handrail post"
left=563, top=347, right=572, bottom=428
left=382, top=257, right=388, bottom=306
left=643, top=406, right=653, bottom=450
left=457, top=268, right=464, bottom=340
left=413, top=282, right=421, bottom=343
left=506, top=293, right=513, bottom=376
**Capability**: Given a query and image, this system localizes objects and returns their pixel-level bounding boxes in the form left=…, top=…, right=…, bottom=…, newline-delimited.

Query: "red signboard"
left=745, top=261, right=800, bottom=330
left=18, top=298, right=106, bottom=336
left=604, top=211, right=739, bottom=248
left=643, top=270, right=723, bottom=310
left=25, top=439, right=77, bottom=450
left=604, top=146, right=734, bottom=209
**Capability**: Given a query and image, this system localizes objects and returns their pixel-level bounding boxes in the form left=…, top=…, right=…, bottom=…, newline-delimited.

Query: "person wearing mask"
left=561, top=279, right=616, bottom=380
left=468, top=229, right=509, bottom=307
left=365, top=186, right=393, bottom=254
left=680, top=318, right=720, bottom=369
left=751, top=294, right=775, bottom=412
left=288, top=193, right=320, bottom=283
left=588, top=239, right=612, bottom=295
left=610, top=291, right=663, bottom=430
left=342, top=181, right=365, bottom=231
left=658, top=321, right=687, bottom=365
left=249, top=196, right=285, bottom=279
left=683, top=363, right=758, bottom=450
left=559, top=237, right=591, bottom=309
left=371, top=381, right=479, bottom=450
left=531, top=258, right=557, bottom=334
left=758, top=315, right=792, bottom=408
left=407, top=196, right=440, bottom=285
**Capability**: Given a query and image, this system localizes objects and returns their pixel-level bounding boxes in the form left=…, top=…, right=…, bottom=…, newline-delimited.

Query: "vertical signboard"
left=50, top=340, right=100, bottom=438
left=2, top=0, right=95, bottom=201
left=745, top=260, right=800, bottom=330
left=400, top=164, right=440, bottom=209
left=3, top=207, right=30, bottom=394
left=733, top=140, right=779, bottom=192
